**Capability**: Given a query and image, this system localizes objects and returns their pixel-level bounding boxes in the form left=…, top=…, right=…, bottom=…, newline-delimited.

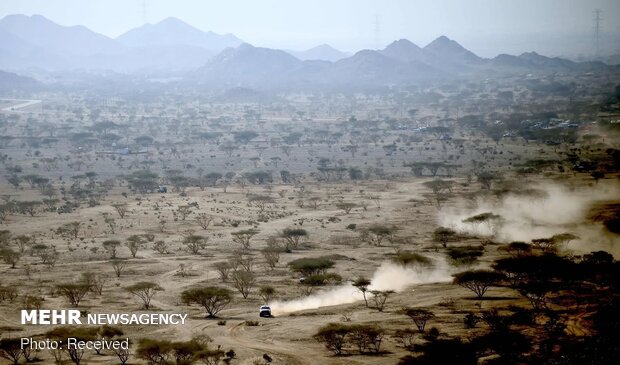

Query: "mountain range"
left=0, top=14, right=241, bottom=73
left=194, top=37, right=610, bottom=90
left=0, top=14, right=614, bottom=91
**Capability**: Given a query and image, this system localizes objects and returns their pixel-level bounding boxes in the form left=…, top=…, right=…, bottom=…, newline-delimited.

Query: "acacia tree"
left=0, top=230, right=12, bottom=246
left=518, top=280, right=553, bottom=310
left=231, top=229, right=258, bottom=250
left=0, top=338, right=23, bottom=365
left=231, top=271, right=255, bottom=299
left=531, top=238, right=556, bottom=253
left=125, top=282, right=164, bottom=309
left=500, top=241, right=532, bottom=257
left=0, top=248, right=20, bottom=268
left=394, top=328, right=418, bottom=349
left=362, top=225, right=398, bottom=246
left=423, top=179, right=454, bottom=207
left=462, top=212, right=502, bottom=234
left=492, top=253, right=574, bottom=310
left=176, top=205, right=193, bottom=221
left=112, top=203, right=128, bottom=218
left=111, top=259, right=127, bottom=278
left=262, top=241, right=281, bottom=269
left=352, top=277, right=371, bottom=307
left=195, top=213, right=214, bottom=230
left=370, top=290, right=395, bottom=312
left=13, top=234, right=35, bottom=253
left=0, top=204, right=11, bottom=223
left=309, top=196, right=322, bottom=209
left=280, top=228, right=308, bottom=250
left=348, top=324, right=385, bottom=354
left=433, top=227, right=457, bottom=248
left=56, top=221, right=81, bottom=239
left=153, top=240, right=168, bottom=254
left=453, top=270, right=505, bottom=299
left=551, top=233, right=578, bottom=247
left=231, top=250, right=254, bottom=273
left=32, top=243, right=58, bottom=268
left=399, top=308, right=435, bottom=331
left=214, top=261, right=231, bottom=282
left=102, top=239, right=121, bottom=259
left=114, top=347, right=130, bottom=365
left=135, top=338, right=172, bottom=365
left=183, top=234, right=207, bottom=255
left=313, top=323, right=349, bottom=356
left=248, top=195, right=274, bottom=212
left=259, top=286, right=276, bottom=304
left=288, top=257, right=335, bottom=276
left=103, top=213, right=116, bottom=234
left=15, top=201, right=41, bottom=217
left=181, top=287, right=232, bottom=318
left=82, top=272, right=107, bottom=296
left=56, top=283, right=92, bottom=307
left=126, top=235, right=145, bottom=258
left=46, top=327, right=96, bottom=365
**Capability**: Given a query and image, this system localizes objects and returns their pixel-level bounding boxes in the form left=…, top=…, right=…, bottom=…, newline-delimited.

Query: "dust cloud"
left=439, top=181, right=620, bottom=254
left=270, top=259, right=452, bottom=315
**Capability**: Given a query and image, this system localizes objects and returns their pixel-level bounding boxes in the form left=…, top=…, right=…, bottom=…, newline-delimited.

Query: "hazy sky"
left=1, top=0, right=619, bottom=57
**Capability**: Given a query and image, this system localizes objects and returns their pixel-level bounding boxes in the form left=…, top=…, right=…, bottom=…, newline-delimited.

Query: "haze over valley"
left=0, top=2, right=620, bottom=365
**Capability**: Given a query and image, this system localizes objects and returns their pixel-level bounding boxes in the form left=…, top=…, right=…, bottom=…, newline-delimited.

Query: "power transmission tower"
left=593, top=9, right=602, bottom=59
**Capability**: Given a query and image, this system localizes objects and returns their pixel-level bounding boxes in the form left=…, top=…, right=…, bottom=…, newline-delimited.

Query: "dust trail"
left=439, top=181, right=620, bottom=255
left=270, top=260, right=452, bottom=315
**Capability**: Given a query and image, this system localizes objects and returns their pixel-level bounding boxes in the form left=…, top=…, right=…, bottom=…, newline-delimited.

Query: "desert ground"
left=0, top=81, right=619, bottom=365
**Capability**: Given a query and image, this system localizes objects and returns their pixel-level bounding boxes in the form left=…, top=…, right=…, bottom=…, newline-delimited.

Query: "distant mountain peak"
left=383, top=39, right=422, bottom=52
left=3, top=13, right=39, bottom=21
left=433, top=35, right=451, bottom=43
left=157, top=17, right=186, bottom=25
left=197, top=43, right=303, bottom=87
left=424, top=35, right=481, bottom=63
left=286, top=44, right=349, bottom=62
left=310, top=44, right=338, bottom=51
left=150, top=17, right=202, bottom=32
left=389, top=39, right=420, bottom=47
left=1, top=14, right=98, bottom=35
left=2, top=13, right=57, bottom=27
left=30, top=14, right=52, bottom=22
left=425, top=35, right=461, bottom=49
left=520, top=51, right=540, bottom=57
left=125, top=17, right=200, bottom=33
left=116, top=17, right=242, bottom=51
left=0, top=13, right=121, bottom=62
left=380, top=39, right=424, bottom=63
